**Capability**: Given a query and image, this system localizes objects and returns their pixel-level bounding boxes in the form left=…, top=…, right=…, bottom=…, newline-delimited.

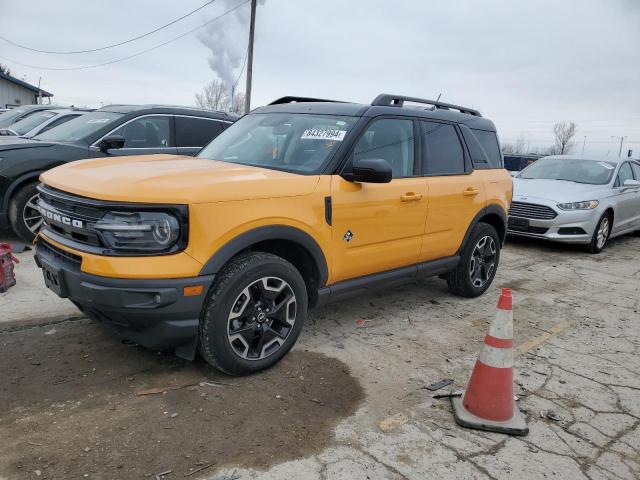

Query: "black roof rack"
left=371, top=94, right=481, bottom=117
left=269, top=96, right=346, bottom=105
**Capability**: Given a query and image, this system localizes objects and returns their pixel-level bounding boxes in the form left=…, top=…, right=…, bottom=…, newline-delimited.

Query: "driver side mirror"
left=98, top=135, right=125, bottom=153
left=346, top=158, right=393, bottom=184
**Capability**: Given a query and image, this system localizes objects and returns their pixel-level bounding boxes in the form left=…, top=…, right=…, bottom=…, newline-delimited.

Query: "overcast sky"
left=1, top=0, right=638, bottom=157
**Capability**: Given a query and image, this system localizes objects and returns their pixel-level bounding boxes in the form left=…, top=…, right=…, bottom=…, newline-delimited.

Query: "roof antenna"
left=436, top=93, right=442, bottom=102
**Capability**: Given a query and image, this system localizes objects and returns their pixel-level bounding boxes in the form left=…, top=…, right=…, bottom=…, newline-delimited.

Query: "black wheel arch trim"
left=2, top=171, right=42, bottom=214
left=457, top=204, right=508, bottom=255
left=198, top=225, right=329, bottom=287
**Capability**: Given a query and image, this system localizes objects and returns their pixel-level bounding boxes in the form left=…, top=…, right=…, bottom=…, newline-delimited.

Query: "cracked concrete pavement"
left=207, top=235, right=640, bottom=480
left=1, top=230, right=639, bottom=479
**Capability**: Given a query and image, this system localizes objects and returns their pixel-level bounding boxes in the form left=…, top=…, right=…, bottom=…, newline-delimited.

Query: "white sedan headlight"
left=557, top=200, right=599, bottom=210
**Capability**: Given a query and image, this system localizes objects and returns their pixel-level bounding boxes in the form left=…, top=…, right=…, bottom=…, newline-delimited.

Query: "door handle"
left=401, top=192, right=423, bottom=202
left=463, top=187, right=480, bottom=197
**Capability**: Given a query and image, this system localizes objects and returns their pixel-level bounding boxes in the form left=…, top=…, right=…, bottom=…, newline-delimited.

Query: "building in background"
left=0, top=72, right=53, bottom=109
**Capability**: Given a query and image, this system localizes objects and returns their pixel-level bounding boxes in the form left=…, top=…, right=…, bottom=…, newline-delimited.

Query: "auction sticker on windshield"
left=301, top=128, right=347, bottom=141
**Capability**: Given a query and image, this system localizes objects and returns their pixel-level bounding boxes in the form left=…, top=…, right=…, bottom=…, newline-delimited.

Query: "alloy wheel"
left=469, top=235, right=497, bottom=288
left=596, top=217, right=609, bottom=250
left=23, top=193, right=43, bottom=234
left=227, top=276, right=297, bottom=360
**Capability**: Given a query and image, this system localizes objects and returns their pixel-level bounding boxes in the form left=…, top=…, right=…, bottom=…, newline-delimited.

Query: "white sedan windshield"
left=520, top=158, right=616, bottom=185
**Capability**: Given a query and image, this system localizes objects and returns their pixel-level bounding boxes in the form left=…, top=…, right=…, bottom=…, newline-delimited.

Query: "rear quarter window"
left=175, top=117, right=225, bottom=147
left=466, top=128, right=503, bottom=169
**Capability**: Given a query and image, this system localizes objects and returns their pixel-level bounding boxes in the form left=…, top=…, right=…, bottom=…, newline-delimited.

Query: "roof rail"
left=371, top=94, right=481, bottom=117
left=269, top=96, right=345, bottom=105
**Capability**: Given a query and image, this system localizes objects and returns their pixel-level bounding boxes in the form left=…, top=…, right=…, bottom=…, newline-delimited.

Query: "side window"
left=39, top=114, right=81, bottom=134
left=111, top=116, right=171, bottom=148
left=175, top=117, right=224, bottom=147
left=422, top=121, right=465, bottom=175
left=471, top=129, right=502, bottom=168
left=352, top=118, right=415, bottom=178
left=617, top=162, right=634, bottom=186
left=631, top=162, right=640, bottom=180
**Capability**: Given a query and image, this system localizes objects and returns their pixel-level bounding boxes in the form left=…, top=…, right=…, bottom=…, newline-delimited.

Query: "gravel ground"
left=1, top=229, right=639, bottom=479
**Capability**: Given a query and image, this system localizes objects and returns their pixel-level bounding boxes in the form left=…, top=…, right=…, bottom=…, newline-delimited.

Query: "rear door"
left=175, top=116, right=227, bottom=156
left=420, top=121, right=486, bottom=261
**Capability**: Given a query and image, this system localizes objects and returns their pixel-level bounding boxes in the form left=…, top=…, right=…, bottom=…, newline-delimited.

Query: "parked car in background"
left=33, top=93, right=512, bottom=374
left=0, top=108, right=93, bottom=139
left=508, top=155, right=640, bottom=253
left=504, top=153, right=541, bottom=172
left=0, top=104, right=238, bottom=240
left=0, top=104, right=58, bottom=129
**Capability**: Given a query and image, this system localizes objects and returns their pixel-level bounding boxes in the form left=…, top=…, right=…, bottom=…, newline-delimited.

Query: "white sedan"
left=508, top=155, right=640, bottom=253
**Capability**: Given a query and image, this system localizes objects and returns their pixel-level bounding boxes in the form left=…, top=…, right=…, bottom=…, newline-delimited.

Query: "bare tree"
left=195, top=79, right=230, bottom=111
left=501, top=134, right=528, bottom=154
left=552, top=121, right=577, bottom=155
left=0, top=64, right=11, bottom=75
left=195, top=79, right=246, bottom=114
left=229, top=91, right=246, bottom=114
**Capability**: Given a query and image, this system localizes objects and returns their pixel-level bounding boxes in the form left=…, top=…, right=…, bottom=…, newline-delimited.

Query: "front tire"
left=8, top=181, right=42, bottom=242
left=446, top=222, right=501, bottom=298
left=198, top=251, right=308, bottom=375
left=586, top=213, right=611, bottom=254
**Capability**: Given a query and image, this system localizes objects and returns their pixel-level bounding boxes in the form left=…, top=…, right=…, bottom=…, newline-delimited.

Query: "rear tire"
left=446, top=222, right=501, bottom=298
left=8, top=181, right=41, bottom=242
left=198, top=251, right=308, bottom=376
left=586, top=213, right=611, bottom=254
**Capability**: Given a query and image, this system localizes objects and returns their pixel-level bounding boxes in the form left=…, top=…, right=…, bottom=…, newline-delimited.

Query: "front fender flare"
left=198, top=225, right=329, bottom=287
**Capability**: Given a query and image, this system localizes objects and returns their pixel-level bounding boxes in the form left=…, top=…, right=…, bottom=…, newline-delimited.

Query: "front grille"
left=38, top=185, right=104, bottom=248
left=508, top=201, right=557, bottom=220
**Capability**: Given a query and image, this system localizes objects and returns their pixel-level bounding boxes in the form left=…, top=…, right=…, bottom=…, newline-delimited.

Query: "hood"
left=40, top=154, right=321, bottom=204
left=0, top=138, right=56, bottom=151
left=513, top=178, right=610, bottom=203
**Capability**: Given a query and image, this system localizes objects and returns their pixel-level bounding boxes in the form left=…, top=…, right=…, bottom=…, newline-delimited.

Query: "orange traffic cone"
left=451, top=288, right=529, bottom=435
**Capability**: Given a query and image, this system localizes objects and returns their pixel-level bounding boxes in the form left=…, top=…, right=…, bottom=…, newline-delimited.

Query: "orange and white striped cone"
left=451, top=288, right=528, bottom=435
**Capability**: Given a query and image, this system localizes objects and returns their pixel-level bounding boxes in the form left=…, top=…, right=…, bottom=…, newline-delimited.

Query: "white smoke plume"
left=197, top=0, right=265, bottom=90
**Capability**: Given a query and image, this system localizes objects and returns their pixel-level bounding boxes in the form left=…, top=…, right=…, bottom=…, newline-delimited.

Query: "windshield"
left=197, top=113, right=358, bottom=173
left=34, top=111, right=123, bottom=142
left=519, top=157, right=616, bottom=185
left=0, top=106, right=42, bottom=128
left=10, top=110, right=58, bottom=135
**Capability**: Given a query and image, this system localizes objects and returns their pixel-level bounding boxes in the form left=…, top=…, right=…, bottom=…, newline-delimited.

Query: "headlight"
left=557, top=200, right=599, bottom=210
left=94, top=211, right=180, bottom=252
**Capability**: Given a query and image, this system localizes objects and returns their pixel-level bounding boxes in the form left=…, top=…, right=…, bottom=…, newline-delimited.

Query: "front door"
left=330, top=118, right=428, bottom=283
left=419, top=121, right=487, bottom=261
left=612, top=162, right=640, bottom=234
left=91, top=115, right=177, bottom=157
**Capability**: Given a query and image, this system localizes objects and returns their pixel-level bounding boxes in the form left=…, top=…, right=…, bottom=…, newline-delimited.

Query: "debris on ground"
left=424, top=378, right=454, bottom=391
left=184, top=462, right=216, bottom=477
left=135, top=382, right=199, bottom=396
left=378, top=413, right=409, bottom=433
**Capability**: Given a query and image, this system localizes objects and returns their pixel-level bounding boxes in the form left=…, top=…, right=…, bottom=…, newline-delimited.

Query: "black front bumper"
left=34, top=239, right=214, bottom=359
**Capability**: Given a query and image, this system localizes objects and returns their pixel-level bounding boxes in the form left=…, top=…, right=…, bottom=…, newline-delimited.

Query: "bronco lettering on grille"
left=39, top=206, right=84, bottom=229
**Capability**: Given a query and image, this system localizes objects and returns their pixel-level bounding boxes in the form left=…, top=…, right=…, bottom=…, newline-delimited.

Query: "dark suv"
left=0, top=105, right=237, bottom=240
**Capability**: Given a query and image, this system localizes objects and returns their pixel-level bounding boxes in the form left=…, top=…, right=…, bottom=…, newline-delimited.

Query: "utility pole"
left=244, top=0, right=257, bottom=114
left=582, top=136, right=586, bottom=155
left=611, top=136, right=627, bottom=157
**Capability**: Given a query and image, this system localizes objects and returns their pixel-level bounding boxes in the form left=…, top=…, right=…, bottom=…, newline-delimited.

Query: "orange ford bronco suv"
left=35, top=94, right=512, bottom=375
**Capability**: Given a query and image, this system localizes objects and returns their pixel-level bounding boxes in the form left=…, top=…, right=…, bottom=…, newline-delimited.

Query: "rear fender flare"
left=457, top=204, right=507, bottom=254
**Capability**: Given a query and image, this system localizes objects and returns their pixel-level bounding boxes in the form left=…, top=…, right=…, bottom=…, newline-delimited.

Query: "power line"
left=0, top=0, right=220, bottom=54
left=0, top=1, right=249, bottom=72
